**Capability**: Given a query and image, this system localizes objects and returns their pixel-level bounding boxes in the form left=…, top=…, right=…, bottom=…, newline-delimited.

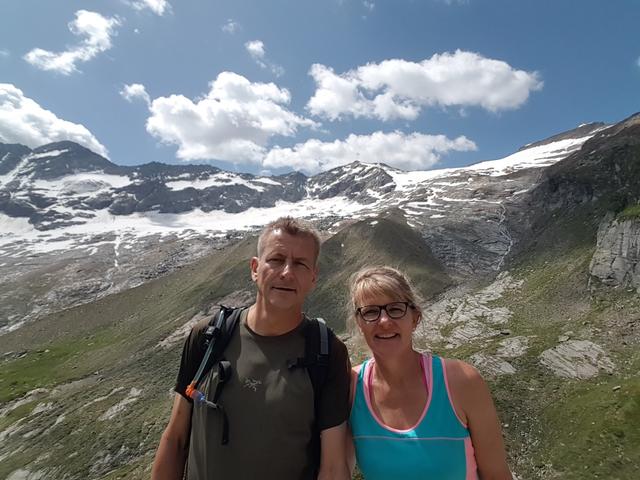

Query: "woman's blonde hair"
left=347, top=265, right=424, bottom=334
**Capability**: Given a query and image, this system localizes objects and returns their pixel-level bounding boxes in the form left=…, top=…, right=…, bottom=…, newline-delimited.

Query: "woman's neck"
left=371, top=349, right=423, bottom=387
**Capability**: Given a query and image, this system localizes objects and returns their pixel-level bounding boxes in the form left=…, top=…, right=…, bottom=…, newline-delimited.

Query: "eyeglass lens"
left=359, top=302, right=409, bottom=322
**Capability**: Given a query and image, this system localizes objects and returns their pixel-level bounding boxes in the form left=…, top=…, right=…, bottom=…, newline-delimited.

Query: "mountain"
left=1, top=115, right=639, bottom=479
left=0, top=121, right=606, bottom=333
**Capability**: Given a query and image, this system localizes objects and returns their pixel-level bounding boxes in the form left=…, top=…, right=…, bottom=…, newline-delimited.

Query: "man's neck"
left=247, top=300, right=304, bottom=336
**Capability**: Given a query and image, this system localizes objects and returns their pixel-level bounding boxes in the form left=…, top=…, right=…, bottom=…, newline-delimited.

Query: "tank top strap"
left=352, top=359, right=369, bottom=407
left=358, top=359, right=369, bottom=382
left=417, top=354, right=469, bottom=438
left=352, top=359, right=370, bottom=411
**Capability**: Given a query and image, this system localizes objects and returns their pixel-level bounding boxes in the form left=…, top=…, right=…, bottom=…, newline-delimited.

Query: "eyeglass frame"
left=355, top=301, right=416, bottom=323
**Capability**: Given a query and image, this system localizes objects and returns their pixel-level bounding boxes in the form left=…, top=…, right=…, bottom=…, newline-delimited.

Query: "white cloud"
left=120, top=83, right=150, bottom=106
left=245, top=40, right=265, bottom=60
left=245, top=39, right=285, bottom=77
left=0, top=49, right=9, bottom=57
left=222, top=19, right=240, bottom=34
left=128, top=0, right=171, bottom=16
left=263, top=130, right=477, bottom=174
left=363, top=1, right=375, bottom=11
left=636, top=56, right=640, bottom=68
left=0, top=83, right=108, bottom=157
left=307, top=50, right=543, bottom=121
left=23, top=10, right=120, bottom=75
left=144, top=72, right=317, bottom=164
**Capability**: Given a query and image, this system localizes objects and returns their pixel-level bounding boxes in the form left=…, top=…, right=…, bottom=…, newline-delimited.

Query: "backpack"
left=184, top=305, right=332, bottom=449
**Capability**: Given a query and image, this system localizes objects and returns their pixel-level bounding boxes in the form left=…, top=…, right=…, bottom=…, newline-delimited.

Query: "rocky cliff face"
left=527, top=114, right=640, bottom=214
left=590, top=212, right=640, bottom=291
left=505, top=113, right=640, bottom=261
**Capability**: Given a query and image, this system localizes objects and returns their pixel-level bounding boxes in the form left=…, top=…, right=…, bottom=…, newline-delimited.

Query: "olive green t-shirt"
left=175, top=309, right=351, bottom=479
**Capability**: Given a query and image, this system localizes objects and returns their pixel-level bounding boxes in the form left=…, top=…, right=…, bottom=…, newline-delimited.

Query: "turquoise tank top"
left=350, top=354, right=478, bottom=480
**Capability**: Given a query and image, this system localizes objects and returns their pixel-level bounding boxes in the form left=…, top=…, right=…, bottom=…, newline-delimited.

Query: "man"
left=152, top=217, right=351, bottom=479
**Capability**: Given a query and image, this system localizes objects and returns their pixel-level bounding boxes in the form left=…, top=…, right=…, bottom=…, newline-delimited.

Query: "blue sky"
left=1, top=0, right=638, bottom=175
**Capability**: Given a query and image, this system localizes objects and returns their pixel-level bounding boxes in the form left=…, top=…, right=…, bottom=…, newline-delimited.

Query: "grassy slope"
left=0, top=236, right=261, bottom=478
left=438, top=207, right=640, bottom=480
left=0, top=235, right=257, bottom=403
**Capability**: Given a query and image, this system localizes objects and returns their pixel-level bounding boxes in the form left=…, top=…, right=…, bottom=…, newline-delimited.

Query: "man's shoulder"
left=186, top=307, right=246, bottom=352
left=193, top=315, right=212, bottom=334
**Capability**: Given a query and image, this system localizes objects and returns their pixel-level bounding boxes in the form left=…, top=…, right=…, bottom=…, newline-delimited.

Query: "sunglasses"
left=355, top=301, right=415, bottom=323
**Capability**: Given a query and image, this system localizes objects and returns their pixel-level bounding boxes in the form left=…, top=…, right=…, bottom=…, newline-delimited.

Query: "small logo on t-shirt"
left=243, top=378, right=262, bottom=392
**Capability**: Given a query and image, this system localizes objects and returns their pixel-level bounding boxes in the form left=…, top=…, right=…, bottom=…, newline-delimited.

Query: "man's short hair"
left=257, top=217, right=321, bottom=264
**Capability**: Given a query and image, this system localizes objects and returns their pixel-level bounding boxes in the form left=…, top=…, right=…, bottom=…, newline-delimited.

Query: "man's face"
left=250, top=229, right=318, bottom=311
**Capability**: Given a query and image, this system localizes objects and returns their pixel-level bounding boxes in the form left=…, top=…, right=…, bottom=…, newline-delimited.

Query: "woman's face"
left=354, top=291, right=420, bottom=357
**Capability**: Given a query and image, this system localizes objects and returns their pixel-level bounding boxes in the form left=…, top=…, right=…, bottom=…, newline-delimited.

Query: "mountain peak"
left=33, top=140, right=93, bottom=155
left=519, top=122, right=607, bottom=152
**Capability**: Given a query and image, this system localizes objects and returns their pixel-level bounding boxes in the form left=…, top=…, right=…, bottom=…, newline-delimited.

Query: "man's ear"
left=250, top=256, right=259, bottom=281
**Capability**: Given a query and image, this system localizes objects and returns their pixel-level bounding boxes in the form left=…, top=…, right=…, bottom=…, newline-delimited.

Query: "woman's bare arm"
left=445, top=359, right=512, bottom=480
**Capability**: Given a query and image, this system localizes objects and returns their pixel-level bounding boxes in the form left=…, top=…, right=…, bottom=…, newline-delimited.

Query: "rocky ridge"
left=0, top=123, right=609, bottom=332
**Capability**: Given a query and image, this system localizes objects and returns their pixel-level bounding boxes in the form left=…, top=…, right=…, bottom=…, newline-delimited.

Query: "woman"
left=348, top=266, right=512, bottom=480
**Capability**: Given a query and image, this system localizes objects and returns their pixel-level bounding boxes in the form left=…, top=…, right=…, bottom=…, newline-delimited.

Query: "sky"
left=0, top=0, right=638, bottom=176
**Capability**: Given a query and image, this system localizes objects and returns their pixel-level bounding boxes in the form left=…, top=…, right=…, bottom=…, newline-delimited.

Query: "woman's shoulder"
left=441, top=357, right=487, bottom=399
left=442, top=357, right=482, bottom=378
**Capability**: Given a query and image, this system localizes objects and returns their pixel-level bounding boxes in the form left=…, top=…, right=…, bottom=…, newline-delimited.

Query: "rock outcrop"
left=589, top=212, right=640, bottom=291
left=539, top=340, right=615, bottom=379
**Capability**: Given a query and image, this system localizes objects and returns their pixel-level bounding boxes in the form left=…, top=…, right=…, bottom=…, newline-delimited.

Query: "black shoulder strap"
left=298, top=317, right=332, bottom=475
left=287, top=317, right=331, bottom=387
left=185, top=305, right=243, bottom=447
left=186, top=305, right=243, bottom=397
left=305, top=317, right=330, bottom=396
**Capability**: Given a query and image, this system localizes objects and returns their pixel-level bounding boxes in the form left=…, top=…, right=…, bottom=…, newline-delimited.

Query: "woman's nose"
left=378, top=309, right=392, bottom=325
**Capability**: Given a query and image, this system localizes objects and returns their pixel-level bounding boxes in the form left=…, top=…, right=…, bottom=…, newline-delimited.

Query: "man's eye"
left=296, top=261, right=310, bottom=269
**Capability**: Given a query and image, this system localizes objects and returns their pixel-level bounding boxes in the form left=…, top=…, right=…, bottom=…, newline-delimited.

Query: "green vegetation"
left=0, top=328, right=127, bottom=403
left=0, top=399, right=36, bottom=432
left=542, top=377, right=640, bottom=479
left=617, top=204, right=640, bottom=220
left=467, top=207, right=640, bottom=479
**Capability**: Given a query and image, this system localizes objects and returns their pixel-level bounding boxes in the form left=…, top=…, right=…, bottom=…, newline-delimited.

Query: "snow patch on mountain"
left=27, top=149, right=69, bottom=160
left=31, top=172, right=131, bottom=195
left=166, top=172, right=271, bottom=192
left=0, top=196, right=370, bottom=252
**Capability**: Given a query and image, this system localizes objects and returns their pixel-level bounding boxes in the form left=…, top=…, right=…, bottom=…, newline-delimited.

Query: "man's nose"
left=280, top=260, right=294, bottom=277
